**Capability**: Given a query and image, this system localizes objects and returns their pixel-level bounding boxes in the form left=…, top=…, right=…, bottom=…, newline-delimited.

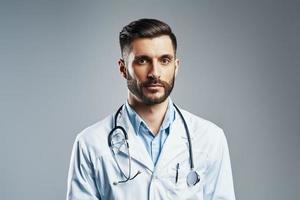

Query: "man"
left=66, top=18, right=235, bottom=200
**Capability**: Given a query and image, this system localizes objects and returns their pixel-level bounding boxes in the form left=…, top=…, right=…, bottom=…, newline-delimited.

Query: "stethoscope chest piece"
left=187, top=170, right=200, bottom=187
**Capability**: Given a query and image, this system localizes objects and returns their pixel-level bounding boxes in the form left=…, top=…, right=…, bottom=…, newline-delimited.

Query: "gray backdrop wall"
left=1, top=0, right=299, bottom=199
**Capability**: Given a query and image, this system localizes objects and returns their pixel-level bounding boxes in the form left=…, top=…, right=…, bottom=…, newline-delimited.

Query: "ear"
left=174, top=58, right=180, bottom=77
left=118, top=59, right=127, bottom=79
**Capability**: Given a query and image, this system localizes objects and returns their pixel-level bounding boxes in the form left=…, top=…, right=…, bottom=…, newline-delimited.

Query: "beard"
left=126, top=72, right=175, bottom=105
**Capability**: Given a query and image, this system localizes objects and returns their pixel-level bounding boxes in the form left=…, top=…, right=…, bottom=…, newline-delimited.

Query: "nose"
left=147, top=60, right=161, bottom=79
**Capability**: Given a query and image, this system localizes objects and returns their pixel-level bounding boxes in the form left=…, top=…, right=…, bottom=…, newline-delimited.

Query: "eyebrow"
left=134, top=54, right=174, bottom=60
left=134, top=55, right=151, bottom=60
left=160, top=54, right=174, bottom=59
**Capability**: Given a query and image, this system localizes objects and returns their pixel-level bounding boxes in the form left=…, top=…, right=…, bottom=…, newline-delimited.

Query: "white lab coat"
left=66, top=105, right=235, bottom=200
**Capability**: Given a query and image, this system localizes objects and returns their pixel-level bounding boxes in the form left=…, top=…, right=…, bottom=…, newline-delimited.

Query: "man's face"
left=120, top=35, right=179, bottom=105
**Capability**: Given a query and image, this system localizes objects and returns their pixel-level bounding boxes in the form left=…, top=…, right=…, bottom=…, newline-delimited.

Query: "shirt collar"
left=125, top=98, right=176, bottom=136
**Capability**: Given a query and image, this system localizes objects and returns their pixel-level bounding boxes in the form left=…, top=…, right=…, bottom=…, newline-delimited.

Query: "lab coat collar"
left=115, top=105, right=155, bottom=172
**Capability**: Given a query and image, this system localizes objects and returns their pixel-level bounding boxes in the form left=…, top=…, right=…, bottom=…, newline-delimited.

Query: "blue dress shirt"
left=125, top=98, right=175, bottom=165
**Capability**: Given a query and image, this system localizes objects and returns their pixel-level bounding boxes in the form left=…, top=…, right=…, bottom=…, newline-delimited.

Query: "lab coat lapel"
left=155, top=110, right=190, bottom=170
left=116, top=106, right=154, bottom=172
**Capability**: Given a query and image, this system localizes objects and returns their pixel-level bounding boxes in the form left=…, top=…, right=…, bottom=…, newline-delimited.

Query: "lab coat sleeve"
left=203, top=130, right=236, bottom=200
left=66, top=136, right=101, bottom=200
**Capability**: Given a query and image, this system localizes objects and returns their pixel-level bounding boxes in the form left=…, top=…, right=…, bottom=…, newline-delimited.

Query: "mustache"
left=140, top=78, right=167, bottom=87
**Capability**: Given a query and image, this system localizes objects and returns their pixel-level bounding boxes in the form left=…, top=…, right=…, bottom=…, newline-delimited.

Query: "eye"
left=136, top=58, right=148, bottom=65
left=160, top=57, right=171, bottom=65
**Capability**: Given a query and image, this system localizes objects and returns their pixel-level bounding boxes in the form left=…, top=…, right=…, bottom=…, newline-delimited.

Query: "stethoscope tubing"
left=172, top=103, right=195, bottom=170
left=108, top=103, right=198, bottom=186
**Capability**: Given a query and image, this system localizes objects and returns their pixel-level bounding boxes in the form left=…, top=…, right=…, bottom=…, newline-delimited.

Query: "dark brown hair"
left=119, top=18, right=177, bottom=57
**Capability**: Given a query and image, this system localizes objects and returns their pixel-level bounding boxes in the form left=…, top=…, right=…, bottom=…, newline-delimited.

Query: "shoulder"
left=178, top=107, right=229, bottom=165
left=178, top=108, right=227, bottom=146
left=73, top=114, right=114, bottom=157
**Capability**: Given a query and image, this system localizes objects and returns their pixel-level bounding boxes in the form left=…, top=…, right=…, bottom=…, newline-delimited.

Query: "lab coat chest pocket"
left=167, top=151, right=208, bottom=200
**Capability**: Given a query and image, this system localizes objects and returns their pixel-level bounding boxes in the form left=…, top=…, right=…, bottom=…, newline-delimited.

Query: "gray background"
left=1, top=0, right=299, bottom=199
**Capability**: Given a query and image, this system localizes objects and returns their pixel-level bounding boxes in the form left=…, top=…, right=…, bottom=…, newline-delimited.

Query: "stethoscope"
left=108, top=103, right=200, bottom=187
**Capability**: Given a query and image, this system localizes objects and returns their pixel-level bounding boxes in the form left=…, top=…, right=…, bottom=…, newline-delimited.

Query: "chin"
left=142, top=95, right=169, bottom=105
left=144, top=94, right=164, bottom=101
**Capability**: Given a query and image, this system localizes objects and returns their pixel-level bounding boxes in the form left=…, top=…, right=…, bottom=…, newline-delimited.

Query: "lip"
left=145, top=84, right=163, bottom=88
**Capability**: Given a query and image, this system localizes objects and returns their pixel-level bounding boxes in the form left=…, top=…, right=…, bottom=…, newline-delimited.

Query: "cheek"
left=131, top=68, right=148, bottom=81
left=163, top=68, right=176, bottom=80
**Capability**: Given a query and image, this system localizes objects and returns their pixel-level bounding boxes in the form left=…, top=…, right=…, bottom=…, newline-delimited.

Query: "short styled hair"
left=119, top=18, right=177, bottom=57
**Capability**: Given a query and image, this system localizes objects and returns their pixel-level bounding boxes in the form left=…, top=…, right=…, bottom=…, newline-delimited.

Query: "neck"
left=128, top=95, right=169, bottom=135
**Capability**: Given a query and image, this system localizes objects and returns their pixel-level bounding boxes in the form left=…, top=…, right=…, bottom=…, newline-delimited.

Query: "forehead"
left=129, top=35, right=175, bottom=57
